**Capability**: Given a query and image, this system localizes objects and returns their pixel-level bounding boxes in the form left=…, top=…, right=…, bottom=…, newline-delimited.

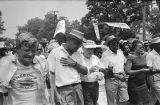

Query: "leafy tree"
left=17, top=11, right=58, bottom=41
left=27, top=17, right=44, bottom=38
left=17, top=11, right=82, bottom=42
left=37, top=11, right=58, bottom=40
left=146, top=8, right=160, bottom=36
left=0, top=10, right=5, bottom=34
left=81, top=0, right=150, bottom=41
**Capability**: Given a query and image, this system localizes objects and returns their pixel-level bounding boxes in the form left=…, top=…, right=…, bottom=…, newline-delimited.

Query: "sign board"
left=54, top=20, right=66, bottom=38
left=105, top=22, right=130, bottom=29
left=93, top=23, right=100, bottom=40
left=0, top=41, right=5, bottom=48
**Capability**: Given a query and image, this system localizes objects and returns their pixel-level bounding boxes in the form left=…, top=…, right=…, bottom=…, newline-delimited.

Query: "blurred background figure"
left=94, top=47, right=102, bottom=59
left=0, top=41, right=9, bottom=105
left=0, top=41, right=8, bottom=57
left=144, top=40, right=151, bottom=53
left=119, top=40, right=131, bottom=58
left=36, top=44, right=46, bottom=59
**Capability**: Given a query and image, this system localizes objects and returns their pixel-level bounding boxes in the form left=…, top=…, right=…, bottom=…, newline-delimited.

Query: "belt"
left=114, top=73, right=124, bottom=75
left=57, top=83, right=80, bottom=89
left=149, top=71, right=160, bottom=75
left=81, top=81, right=98, bottom=84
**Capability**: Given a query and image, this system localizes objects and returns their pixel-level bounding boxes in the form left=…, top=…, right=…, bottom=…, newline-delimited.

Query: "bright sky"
left=0, top=0, right=89, bottom=39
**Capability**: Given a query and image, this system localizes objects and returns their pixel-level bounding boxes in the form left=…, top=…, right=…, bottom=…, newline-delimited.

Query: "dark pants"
left=0, top=93, right=3, bottom=105
left=81, top=81, right=99, bottom=105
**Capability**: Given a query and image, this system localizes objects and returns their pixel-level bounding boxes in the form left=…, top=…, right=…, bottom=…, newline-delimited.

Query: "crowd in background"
left=0, top=30, right=160, bottom=105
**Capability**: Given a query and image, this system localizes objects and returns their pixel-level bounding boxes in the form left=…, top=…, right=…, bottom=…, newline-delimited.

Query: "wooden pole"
left=142, top=3, right=146, bottom=41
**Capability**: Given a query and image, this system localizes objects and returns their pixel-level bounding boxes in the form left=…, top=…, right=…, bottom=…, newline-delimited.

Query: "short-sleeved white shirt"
left=146, top=49, right=160, bottom=71
left=101, top=49, right=126, bottom=73
left=80, top=54, right=104, bottom=82
left=46, top=45, right=82, bottom=87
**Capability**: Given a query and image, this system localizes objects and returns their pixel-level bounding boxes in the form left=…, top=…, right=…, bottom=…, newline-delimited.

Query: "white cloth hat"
left=54, top=20, right=66, bottom=38
left=83, top=40, right=104, bottom=49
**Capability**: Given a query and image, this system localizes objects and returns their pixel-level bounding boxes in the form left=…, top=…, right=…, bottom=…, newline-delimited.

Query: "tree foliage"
left=146, top=8, right=160, bottom=36
left=81, top=0, right=150, bottom=41
left=17, top=11, right=81, bottom=41
left=0, top=10, right=5, bottom=34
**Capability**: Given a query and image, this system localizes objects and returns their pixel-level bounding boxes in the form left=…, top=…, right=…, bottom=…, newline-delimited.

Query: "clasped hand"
left=60, top=57, right=76, bottom=67
left=89, top=66, right=101, bottom=73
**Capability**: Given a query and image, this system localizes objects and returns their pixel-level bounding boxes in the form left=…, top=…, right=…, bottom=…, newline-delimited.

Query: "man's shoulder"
left=49, top=46, right=62, bottom=56
left=147, top=50, right=156, bottom=57
left=127, top=54, right=136, bottom=60
left=0, top=55, right=16, bottom=65
left=117, top=49, right=125, bottom=56
left=0, top=55, right=17, bottom=86
left=51, top=46, right=61, bottom=52
left=102, top=50, right=110, bottom=56
left=92, top=55, right=100, bottom=60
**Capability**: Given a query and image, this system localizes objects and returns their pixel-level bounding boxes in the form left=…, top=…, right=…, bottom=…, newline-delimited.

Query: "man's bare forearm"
left=74, top=62, right=88, bottom=75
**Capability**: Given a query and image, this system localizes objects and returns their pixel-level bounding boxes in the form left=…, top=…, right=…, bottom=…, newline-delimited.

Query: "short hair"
left=132, top=40, right=143, bottom=51
left=16, top=32, right=38, bottom=49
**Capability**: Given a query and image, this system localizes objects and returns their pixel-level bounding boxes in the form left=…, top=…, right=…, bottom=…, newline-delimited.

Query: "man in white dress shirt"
left=101, top=35, right=129, bottom=105
left=146, top=36, right=160, bottom=105
left=46, top=29, right=89, bottom=105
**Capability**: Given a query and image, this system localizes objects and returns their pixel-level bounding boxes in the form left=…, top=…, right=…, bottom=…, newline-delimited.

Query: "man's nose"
left=28, top=51, right=34, bottom=56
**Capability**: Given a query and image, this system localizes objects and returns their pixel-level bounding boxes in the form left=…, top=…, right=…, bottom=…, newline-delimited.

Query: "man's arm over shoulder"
left=100, top=52, right=109, bottom=68
left=146, top=52, right=153, bottom=68
left=0, top=55, right=16, bottom=87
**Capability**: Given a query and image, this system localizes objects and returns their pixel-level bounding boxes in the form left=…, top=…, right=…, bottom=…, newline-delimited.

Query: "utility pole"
left=0, top=10, right=5, bottom=35
left=53, top=11, right=59, bottom=24
left=53, top=11, right=59, bottom=39
left=142, top=3, right=146, bottom=41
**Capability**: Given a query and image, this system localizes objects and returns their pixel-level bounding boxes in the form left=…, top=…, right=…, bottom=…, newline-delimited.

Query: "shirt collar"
left=152, top=49, right=160, bottom=56
left=107, top=48, right=119, bottom=55
left=59, top=45, right=70, bottom=56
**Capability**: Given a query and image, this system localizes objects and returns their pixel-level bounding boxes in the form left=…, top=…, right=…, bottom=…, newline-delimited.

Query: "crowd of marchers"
left=0, top=29, right=160, bottom=105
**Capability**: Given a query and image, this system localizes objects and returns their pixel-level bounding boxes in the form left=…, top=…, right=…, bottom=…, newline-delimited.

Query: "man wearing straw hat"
left=146, top=36, right=160, bottom=105
left=80, top=40, right=106, bottom=105
left=46, top=29, right=90, bottom=105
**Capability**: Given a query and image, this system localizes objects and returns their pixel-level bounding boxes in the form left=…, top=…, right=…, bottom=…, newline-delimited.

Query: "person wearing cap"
left=119, top=40, right=131, bottom=58
left=46, top=29, right=90, bottom=105
left=146, top=37, right=160, bottom=105
left=144, top=40, right=151, bottom=53
left=0, top=32, right=50, bottom=105
left=101, top=35, right=129, bottom=105
left=79, top=40, right=106, bottom=105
